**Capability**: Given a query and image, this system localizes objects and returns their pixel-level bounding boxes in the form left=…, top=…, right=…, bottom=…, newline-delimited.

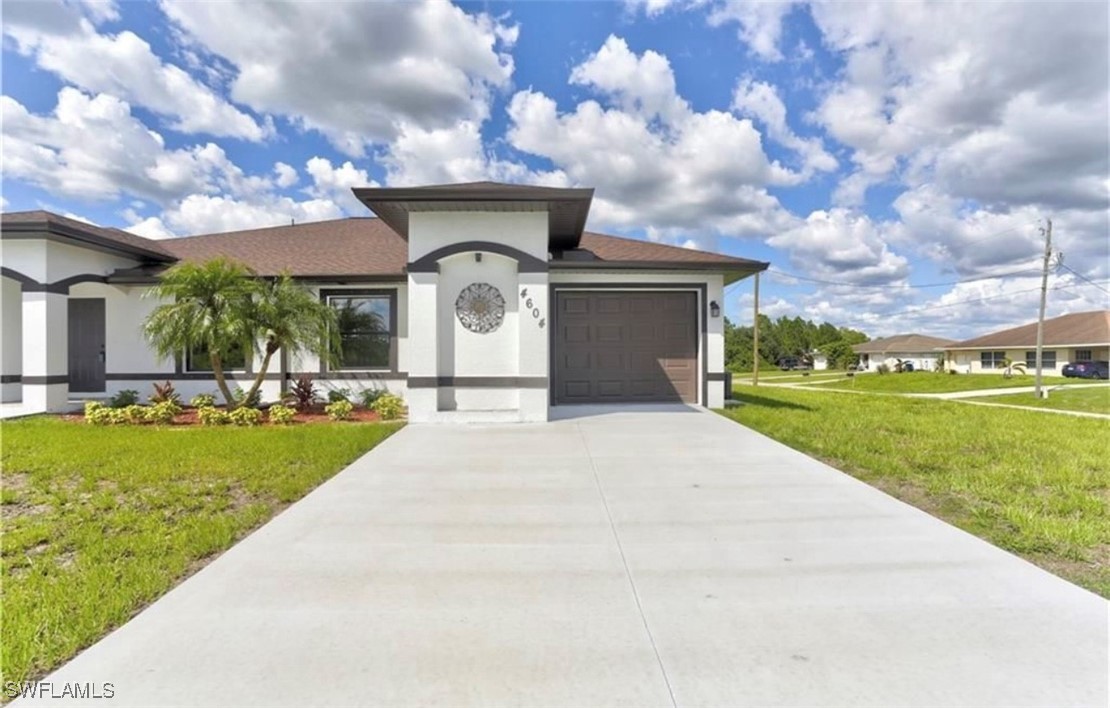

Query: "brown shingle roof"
left=158, top=218, right=408, bottom=278
left=947, top=310, right=1110, bottom=349
left=1, top=210, right=174, bottom=261
left=853, top=334, right=956, bottom=354
left=157, top=217, right=766, bottom=278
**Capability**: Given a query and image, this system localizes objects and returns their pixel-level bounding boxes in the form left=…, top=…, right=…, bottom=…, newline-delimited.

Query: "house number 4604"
left=520, top=288, right=545, bottom=328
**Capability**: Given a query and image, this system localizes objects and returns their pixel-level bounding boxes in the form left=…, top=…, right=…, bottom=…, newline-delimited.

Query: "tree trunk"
left=210, top=352, right=236, bottom=407
left=241, top=342, right=277, bottom=409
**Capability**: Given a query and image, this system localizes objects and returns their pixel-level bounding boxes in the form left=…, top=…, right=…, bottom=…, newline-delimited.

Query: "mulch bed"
left=60, top=403, right=383, bottom=426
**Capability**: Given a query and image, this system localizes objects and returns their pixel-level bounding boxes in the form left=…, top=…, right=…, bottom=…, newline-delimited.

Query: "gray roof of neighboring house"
left=853, top=334, right=957, bottom=354
left=945, top=310, right=1110, bottom=349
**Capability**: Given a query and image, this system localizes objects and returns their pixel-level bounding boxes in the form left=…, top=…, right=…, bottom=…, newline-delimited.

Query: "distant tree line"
left=725, top=315, right=870, bottom=371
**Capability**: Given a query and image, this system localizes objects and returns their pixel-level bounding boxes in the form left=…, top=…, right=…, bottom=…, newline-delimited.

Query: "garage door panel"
left=554, top=291, right=698, bottom=404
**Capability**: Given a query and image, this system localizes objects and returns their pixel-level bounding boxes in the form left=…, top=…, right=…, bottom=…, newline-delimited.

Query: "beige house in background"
left=853, top=334, right=955, bottom=372
left=944, top=310, right=1110, bottom=375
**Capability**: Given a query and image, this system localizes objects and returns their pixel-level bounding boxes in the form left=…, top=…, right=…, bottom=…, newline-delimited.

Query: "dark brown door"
left=68, top=298, right=106, bottom=392
left=554, top=291, right=698, bottom=404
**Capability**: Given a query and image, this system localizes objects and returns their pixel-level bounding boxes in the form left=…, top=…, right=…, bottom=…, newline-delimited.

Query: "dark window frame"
left=980, top=351, right=1006, bottom=369
left=1025, top=350, right=1057, bottom=369
left=1075, top=349, right=1093, bottom=362
left=320, top=288, right=399, bottom=373
left=183, top=339, right=251, bottom=374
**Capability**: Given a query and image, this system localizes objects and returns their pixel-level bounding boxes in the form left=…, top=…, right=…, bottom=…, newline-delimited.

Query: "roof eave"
left=2, top=219, right=176, bottom=263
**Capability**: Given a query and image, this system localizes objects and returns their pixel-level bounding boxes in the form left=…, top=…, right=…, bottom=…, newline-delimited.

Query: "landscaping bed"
left=721, top=386, right=1110, bottom=598
left=0, top=417, right=403, bottom=688
left=59, top=403, right=383, bottom=426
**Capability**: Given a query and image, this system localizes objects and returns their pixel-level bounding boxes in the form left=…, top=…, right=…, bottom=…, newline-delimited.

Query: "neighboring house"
left=807, top=351, right=828, bottom=370
left=0, top=182, right=767, bottom=422
left=852, top=334, right=955, bottom=372
left=944, top=310, right=1110, bottom=375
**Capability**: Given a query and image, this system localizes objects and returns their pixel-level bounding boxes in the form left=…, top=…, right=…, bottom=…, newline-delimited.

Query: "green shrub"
left=232, top=387, right=261, bottom=409
left=370, top=393, right=404, bottom=421
left=109, top=389, right=140, bottom=408
left=267, top=403, right=297, bottom=425
left=327, top=388, right=352, bottom=404
left=197, top=406, right=230, bottom=426
left=324, top=399, right=354, bottom=421
left=359, top=388, right=385, bottom=408
left=189, top=393, right=217, bottom=408
left=146, top=400, right=181, bottom=425
left=228, top=406, right=263, bottom=427
left=84, top=401, right=123, bottom=426
left=121, top=404, right=149, bottom=425
left=149, top=380, right=180, bottom=405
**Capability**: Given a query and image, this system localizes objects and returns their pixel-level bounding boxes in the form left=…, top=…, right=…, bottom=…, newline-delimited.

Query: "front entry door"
left=68, top=298, right=106, bottom=392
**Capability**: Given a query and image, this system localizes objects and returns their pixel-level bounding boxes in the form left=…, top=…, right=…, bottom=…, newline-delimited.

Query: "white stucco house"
left=852, top=334, right=955, bottom=372
left=943, top=310, right=1110, bottom=375
left=1, top=182, right=767, bottom=422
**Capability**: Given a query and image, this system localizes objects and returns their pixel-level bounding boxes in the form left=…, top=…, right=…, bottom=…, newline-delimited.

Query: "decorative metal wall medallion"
left=455, top=282, right=506, bottom=334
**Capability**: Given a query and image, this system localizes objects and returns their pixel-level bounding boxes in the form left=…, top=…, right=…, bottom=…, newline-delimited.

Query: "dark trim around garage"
left=548, top=282, right=709, bottom=407
left=1, top=375, right=23, bottom=384
left=408, top=376, right=548, bottom=389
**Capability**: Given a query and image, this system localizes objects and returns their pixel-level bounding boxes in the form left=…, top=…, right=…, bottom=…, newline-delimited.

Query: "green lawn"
left=814, top=371, right=1070, bottom=394
left=968, top=386, right=1110, bottom=415
left=720, top=387, right=1110, bottom=597
left=0, top=417, right=402, bottom=687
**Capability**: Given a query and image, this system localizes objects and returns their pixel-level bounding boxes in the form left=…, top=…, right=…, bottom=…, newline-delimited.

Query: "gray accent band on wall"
left=107, top=373, right=276, bottom=381
left=706, top=372, right=728, bottom=381
left=289, top=371, right=409, bottom=381
left=548, top=283, right=710, bottom=407
left=407, top=241, right=548, bottom=273
left=2, top=267, right=110, bottom=295
left=408, top=376, right=549, bottom=389
left=23, top=375, right=69, bottom=385
left=1, top=375, right=22, bottom=384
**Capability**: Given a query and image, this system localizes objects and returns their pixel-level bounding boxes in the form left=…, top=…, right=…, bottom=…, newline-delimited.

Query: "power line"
left=873, top=278, right=1108, bottom=320
left=766, top=264, right=1042, bottom=290
left=1059, top=264, right=1110, bottom=295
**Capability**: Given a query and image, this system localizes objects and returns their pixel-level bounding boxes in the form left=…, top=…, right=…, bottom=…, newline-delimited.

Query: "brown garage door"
left=554, top=290, right=698, bottom=404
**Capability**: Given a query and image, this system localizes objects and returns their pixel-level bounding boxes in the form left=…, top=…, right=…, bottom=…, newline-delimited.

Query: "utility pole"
left=1034, top=218, right=1052, bottom=399
left=752, top=272, right=761, bottom=387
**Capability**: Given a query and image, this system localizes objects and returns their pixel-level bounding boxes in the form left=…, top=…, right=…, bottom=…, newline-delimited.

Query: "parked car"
left=1062, top=361, right=1109, bottom=379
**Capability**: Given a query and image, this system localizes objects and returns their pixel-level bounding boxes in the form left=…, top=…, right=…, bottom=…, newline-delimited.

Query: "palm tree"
left=143, top=259, right=339, bottom=408
left=238, top=273, right=339, bottom=405
left=143, top=258, right=257, bottom=406
left=1001, top=357, right=1027, bottom=379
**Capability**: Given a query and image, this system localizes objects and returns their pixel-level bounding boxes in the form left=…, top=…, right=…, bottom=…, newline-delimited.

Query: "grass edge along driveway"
left=1, top=418, right=403, bottom=689
left=719, top=387, right=1109, bottom=598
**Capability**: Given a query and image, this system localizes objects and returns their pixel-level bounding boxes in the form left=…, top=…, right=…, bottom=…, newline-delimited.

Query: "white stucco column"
left=1, top=277, right=23, bottom=402
left=517, top=272, right=550, bottom=422
left=406, top=272, right=438, bottom=422
left=22, top=289, right=69, bottom=412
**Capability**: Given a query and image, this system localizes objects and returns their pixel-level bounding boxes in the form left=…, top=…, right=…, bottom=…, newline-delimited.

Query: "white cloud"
left=304, top=157, right=377, bottom=213
left=272, top=162, right=298, bottom=189
left=162, top=0, right=516, bottom=156
left=1, top=1, right=268, bottom=140
left=705, top=0, right=798, bottom=62
left=732, top=77, right=836, bottom=176
left=128, top=193, right=344, bottom=238
left=768, top=208, right=909, bottom=285
left=569, top=36, right=690, bottom=125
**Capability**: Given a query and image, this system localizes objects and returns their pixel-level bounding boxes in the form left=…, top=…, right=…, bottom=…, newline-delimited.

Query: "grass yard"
left=967, top=386, right=1110, bottom=415
left=816, top=371, right=1070, bottom=394
left=720, top=387, right=1110, bottom=597
left=0, top=417, right=402, bottom=687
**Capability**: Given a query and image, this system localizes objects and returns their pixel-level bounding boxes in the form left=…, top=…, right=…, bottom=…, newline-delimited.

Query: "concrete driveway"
left=21, top=406, right=1107, bottom=707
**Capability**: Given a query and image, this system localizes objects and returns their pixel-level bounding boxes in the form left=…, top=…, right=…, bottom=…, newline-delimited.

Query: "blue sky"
left=2, top=0, right=1107, bottom=338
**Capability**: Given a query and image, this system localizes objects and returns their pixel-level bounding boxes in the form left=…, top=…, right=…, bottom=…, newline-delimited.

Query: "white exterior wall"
left=861, top=352, right=943, bottom=372
left=406, top=211, right=550, bottom=423
left=549, top=270, right=727, bottom=408
left=1, top=276, right=22, bottom=401
left=946, top=348, right=1107, bottom=375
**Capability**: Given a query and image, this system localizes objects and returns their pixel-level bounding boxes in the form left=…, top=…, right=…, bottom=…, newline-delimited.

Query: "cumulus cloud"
left=127, top=193, right=344, bottom=238
left=304, top=157, right=377, bottom=213
left=2, top=0, right=269, bottom=140
left=732, top=77, right=837, bottom=177
left=705, top=0, right=799, bottom=62
left=161, top=0, right=516, bottom=156
left=768, top=208, right=909, bottom=285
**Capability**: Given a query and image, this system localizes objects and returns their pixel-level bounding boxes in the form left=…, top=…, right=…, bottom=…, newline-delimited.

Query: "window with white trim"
left=980, top=351, right=1006, bottom=369
left=1025, top=350, right=1056, bottom=369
